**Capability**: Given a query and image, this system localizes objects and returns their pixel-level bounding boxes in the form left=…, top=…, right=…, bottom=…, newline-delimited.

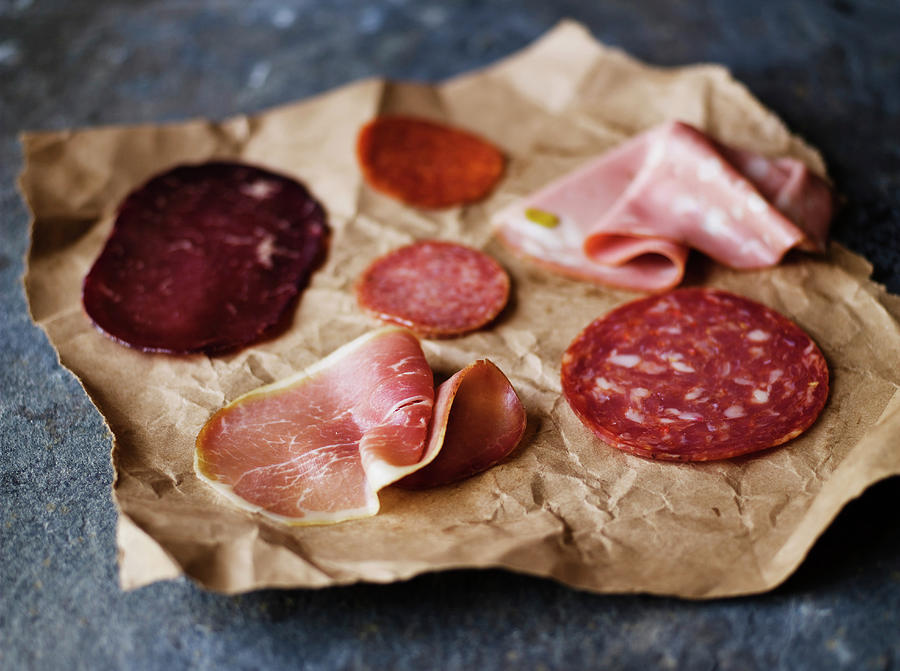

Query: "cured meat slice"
left=83, top=162, right=328, bottom=354
left=397, top=360, right=527, bottom=489
left=195, top=328, right=435, bottom=525
left=356, top=240, right=510, bottom=338
left=195, top=328, right=526, bottom=525
left=357, top=116, right=505, bottom=209
left=493, top=121, right=833, bottom=292
left=561, top=288, right=829, bottom=461
left=714, top=143, right=833, bottom=254
left=590, top=122, right=830, bottom=266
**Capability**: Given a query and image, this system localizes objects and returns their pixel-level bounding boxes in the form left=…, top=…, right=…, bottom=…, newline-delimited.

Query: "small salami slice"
left=356, top=116, right=505, bottom=209
left=83, top=162, right=328, bottom=354
left=356, top=240, right=510, bottom=338
left=561, top=288, right=829, bottom=461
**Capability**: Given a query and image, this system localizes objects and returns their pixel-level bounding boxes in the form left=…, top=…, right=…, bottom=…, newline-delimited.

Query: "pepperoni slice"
left=561, top=288, right=829, bottom=461
left=83, top=162, right=329, bottom=354
left=356, top=116, right=505, bottom=209
left=356, top=240, right=510, bottom=338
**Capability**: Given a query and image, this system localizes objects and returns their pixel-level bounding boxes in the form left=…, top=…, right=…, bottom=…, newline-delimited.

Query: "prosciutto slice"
left=195, top=328, right=525, bottom=525
left=397, top=359, right=526, bottom=489
left=493, top=121, right=833, bottom=292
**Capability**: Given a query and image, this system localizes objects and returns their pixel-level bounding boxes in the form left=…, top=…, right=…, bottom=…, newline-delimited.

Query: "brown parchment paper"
left=20, top=21, right=900, bottom=598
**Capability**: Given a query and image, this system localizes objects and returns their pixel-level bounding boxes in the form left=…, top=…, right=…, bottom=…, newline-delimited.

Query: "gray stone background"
left=1, top=1, right=898, bottom=669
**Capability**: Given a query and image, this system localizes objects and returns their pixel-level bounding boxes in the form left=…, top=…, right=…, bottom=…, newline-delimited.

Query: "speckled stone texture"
left=1, top=1, right=898, bottom=669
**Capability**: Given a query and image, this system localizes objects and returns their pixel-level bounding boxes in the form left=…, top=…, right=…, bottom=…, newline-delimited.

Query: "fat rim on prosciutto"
left=561, top=288, right=829, bottom=461
left=83, top=162, right=329, bottom=354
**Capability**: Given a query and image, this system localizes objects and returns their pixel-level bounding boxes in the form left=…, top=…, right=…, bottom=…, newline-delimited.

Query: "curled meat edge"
left=194, top=328, right=526, bottom=526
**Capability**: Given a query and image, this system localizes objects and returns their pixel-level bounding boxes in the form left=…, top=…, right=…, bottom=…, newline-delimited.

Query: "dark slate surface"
left=1, top=1, right=899, bottom=669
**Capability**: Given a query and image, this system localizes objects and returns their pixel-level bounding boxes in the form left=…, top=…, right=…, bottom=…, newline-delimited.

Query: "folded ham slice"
left=195, top=328, right=525, bottom=525
left=493, top=121, right=833, bottom=292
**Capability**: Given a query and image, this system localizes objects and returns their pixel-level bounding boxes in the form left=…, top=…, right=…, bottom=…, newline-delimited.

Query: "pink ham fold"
left=195, top=328, right=525, bottom=525
left=493, top=121, right=833, bottom=292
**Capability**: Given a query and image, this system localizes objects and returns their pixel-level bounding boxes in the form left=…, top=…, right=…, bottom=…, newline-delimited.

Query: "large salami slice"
left=357, top=116, right=505, bottom=209
left=356, top=240, right=510, bottom=338
left=561, top=288, right=829, bottom=461
left=83, top=162, right=329, bottom=354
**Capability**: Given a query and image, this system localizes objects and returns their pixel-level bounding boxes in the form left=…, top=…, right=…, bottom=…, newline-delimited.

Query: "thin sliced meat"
left=715, top=142, right=832, bottom=252
left=195, top=328, right=435, bottom=525
left=83, top=162, right=328, bottom=354
left=397, top=360, right=526, bottom=489
left=591, top=122, right=830, bottom=266
left=356, top=240, right=510, bottom=338
left=493, top=121, right=833, bottom=292
left=561, top=288, right=829, bottom=461
left=357, top=116, right=505, bottom=209
left=195, top=328, right=526, bottom=525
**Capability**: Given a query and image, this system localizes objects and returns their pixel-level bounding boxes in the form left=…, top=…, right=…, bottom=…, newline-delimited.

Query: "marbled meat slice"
left=493, top=121, right=833, bottom=292
left=561, top=288, right=829, bottom=461
left=357, top=116, right=505, bottom=209
left=83, top=162, right=328, bottom=354
left=397, top=360, right=527, bottom=489
left=356, top=240, right=510, bottom=338
left=195, top=328, right=435, bottom=525
left=195, top=328, right=528, bottom=524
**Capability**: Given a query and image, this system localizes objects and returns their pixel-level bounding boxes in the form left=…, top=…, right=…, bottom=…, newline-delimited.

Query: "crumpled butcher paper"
left=20, top=21, right=900, bottom=598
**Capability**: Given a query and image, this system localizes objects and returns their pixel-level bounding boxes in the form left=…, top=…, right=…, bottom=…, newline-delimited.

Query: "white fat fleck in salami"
left=625, top=408, right=644, bottom=423
left=638, top=360, right=668, bottom=374
left=684, top=387, right=704, bottom=401
left=560, top=288, right=830, bottom=461
left=595, top=377, right=624, bottom=394
left=608, top=352, right=641, bottom=368
left=752, top=389, right=770, bottom=404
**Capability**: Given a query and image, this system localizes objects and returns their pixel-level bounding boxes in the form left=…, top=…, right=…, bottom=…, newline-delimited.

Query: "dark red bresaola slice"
left=561, top=288, right=829, bottom=461
left=83, top=162, right=329, bottom=354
